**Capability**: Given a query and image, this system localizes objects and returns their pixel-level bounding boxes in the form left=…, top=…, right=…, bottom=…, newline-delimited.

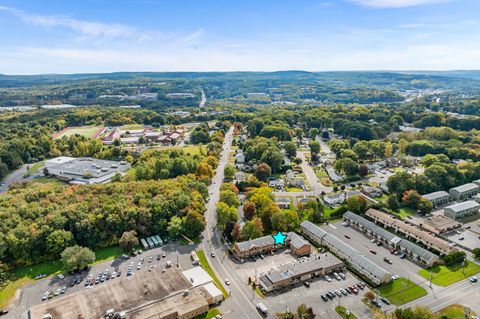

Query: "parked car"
left=225, top=279, right=231, bottom=285
left=42, top=292, right=49, bottom=301
left=324, top=275, right=332, bottom=282
left=54, top=288, right=61, bottom=296
left=122, top=254, right=130, bottom=259
left=370, top=249, right=377, bottom=254
left=400, top=253, right=406, bottom=259
left=381, top=297, right=391, bottom=305
left=383, top=257, right=393, bottom=264
left=339, top=272, right=346, bottom=279
left=344, top=234, right=351, bottom=239
left=60, top=287, right=66, bottom=294
left=57, top=274, right=65, bottom=280
left=211, top=252, right=216, bottom=258
left=321, top=294, right=328, bottom=301
left=35, top=274, right=47, bottom=280
left=303, top=281, right=310, bottom=288
left=470, top=276, right=478, bottom=283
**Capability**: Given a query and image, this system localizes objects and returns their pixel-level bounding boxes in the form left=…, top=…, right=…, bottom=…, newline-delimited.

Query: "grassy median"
left=418, top=261, right=480, bottom=286
left=196, top=249, right=229, bottom=298
left=336, top=306, right=358, bottom=319
left=377, top=277, right=427, bottom=306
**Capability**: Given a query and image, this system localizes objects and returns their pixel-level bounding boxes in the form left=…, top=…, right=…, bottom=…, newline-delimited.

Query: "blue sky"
left=0, top=0, right=479, bottom=74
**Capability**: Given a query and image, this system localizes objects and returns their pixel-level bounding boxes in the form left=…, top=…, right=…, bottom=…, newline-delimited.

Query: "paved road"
left=201, top=128, right=266, bottom=319
left=199, top=88, right=206, bottom=108
left=297, top=151, right=333, bottom=195
left=0, top=163, right=42, bottom=194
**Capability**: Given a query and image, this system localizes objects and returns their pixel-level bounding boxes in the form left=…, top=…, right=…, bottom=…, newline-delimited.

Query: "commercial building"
left=45, top=157, right=131, bottom=185
left=420, top=215, right=461, bottom=234
left=422, top=191, right=451, bottom=207
left=29, top=266, right=222, bottom=319
left=233, top=233, right=311, bottom=258
left=444, top=201, right=480, bottom=220
left=343, top=211, right=439, bottom=267
left=258, top=253, right=344, bottom=292
left=365, top=209, right=455, bottom=255
left=449, top=183, right=480, bottom=200
left=300, top=221, right=392, bottom=286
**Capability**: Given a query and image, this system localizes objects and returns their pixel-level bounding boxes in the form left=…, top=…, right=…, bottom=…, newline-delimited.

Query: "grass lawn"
left=25, top=160, right=45, bottom=176
left=194, top=308, right=220, bottom=319
left=120, top=124, right=145, bottom=130
left=94, top=246, right=123, bottom=263
left=165, top=145, right=203, bottom=156
left=377, top=277, right=427, bottom=305
left=61, top=126, right=102, bottom=138
left=31, top=176, right=67, bottom=185
left=323, top=206, right=338, bottom=218
left=419, top=261, right=480, bottom=286
left=435, top=304, right=476, bottom=319
left=196, top=250, right=229, bottom=298
left=336, top=306, right=358, bottom=319
left=394, top=207, right=416, bottom=219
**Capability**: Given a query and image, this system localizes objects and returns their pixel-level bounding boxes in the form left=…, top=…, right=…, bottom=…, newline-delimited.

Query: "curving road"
left=201, top=128, right=266, bottom=319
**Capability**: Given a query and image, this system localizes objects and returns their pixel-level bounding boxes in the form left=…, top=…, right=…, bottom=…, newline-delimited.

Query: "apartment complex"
left=444, top=201, right=480, bottom=220
left=422, top=191, right=451, bottom=207
left=449, top=183, right=480, bottom=200
left=233, top=233, right=311, bottom=258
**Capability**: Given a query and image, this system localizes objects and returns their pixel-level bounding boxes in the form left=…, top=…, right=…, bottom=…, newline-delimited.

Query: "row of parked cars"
left=320, top=282, right=366, bottom=301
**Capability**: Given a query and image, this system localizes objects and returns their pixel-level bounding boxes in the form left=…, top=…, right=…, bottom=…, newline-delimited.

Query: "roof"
left=300, top=221, right=391, bottom=280
left=422, top=191, right=450, bottom=201
left=235, top=235, right=275, bottom=252
left=259, top=253, right=343, bottom=286
left=444, top=200, right=480, bottom=213
left=366, top=209, right=454, bottom=253
left=182, top=267, right=213, bottom=287
left=288, top=232, right=310, bottom=250
left=46, top=156, right=76, bottom=165
left=47, top=157, right=130, bottom=179
left=450, top=183, right=479, bottom=193
left=344, top=212, right=438, bottom=263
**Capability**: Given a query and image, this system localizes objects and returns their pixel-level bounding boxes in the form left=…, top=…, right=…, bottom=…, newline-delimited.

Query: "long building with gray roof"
left=343, top=211, right=439, bottom=267
left=300, top=221, right=392, bottom=286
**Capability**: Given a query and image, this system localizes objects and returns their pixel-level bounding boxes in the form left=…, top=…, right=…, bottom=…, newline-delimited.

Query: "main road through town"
left=201, top=127, right=267, bottom=319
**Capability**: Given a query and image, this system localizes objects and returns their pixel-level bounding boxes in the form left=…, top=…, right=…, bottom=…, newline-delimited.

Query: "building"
left=444, top=201, right=480, bottom=220
left=472, top=179, right=480, bottom=187
left=235, top=151, right=245, bottom=163
left=233, top=233, right=311, bottom=258
left=258, top=253, right=344, bottom=292
left=422, top=191, right=451, bottom=207
left=449, top=183, right=480, bottom=200
left=474, top=194, right=480, bottom=204
left=288, top=232, right=312, bottom=257
left=29, top=266, right=222, bottom=319
left=365, top=209, right=455, bottom=255
left=361, top=185, right=383, bottom=198
left=420, top=215, right=461, bottom=235
left=300, top=221, right=392, bottom=286
left=45, top=157, right=131, bottom=185
left=343, top=211, right=439, bottom=267
left=275, top=197, right=291, bottom=209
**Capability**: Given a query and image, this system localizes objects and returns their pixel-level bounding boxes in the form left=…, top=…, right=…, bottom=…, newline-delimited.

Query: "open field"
left=53, top=126, right=104, bottom=139
left=196, top=249, right=229, bottom=297
left=151, top=145, right=203, bottom=156
left=376, top=277, right=427, bottom=305
left=434, top=304, right=476, bottom=319
left=418, top=261, right=480, bottom=286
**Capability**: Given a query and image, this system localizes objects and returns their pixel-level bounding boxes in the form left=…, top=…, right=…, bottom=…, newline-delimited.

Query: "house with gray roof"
left=422, top=191, right=450, bottom=207
left=449, top=183, right=479, bottom=200
left=300, top=221, right=392, bottom=286
left=444, top=200, right=480, bottom=220
left=234, top=232, right=311, bottom=258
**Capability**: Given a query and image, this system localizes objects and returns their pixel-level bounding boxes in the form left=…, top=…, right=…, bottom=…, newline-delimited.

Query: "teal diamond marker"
left=272, top=231, right=287, bottom=245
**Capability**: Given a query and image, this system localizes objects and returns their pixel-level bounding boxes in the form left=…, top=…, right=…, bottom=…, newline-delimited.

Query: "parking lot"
left=8, top=243, right=197, bottom=319
left=321, top=222, right=430, bottom=287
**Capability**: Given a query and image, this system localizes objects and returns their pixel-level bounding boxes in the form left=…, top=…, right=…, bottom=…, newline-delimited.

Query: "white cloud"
left=350, top=0, right=454, bottom=8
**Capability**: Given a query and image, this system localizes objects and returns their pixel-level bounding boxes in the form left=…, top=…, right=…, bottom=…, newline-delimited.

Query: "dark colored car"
left=321, top=295, right=328, bottom=301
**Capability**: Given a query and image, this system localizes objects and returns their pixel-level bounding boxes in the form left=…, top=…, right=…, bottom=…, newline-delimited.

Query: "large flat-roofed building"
left=473, top=179, right=480, bottom=187
left=365, top=208, right=455, bottom=255
left=420, top=215, right=461, bottom=234
left=300, top=221, right=392, bottom=286
left=233, top=233, right=311, bottom=258
left=45, top=157, right=131, bottom=184
left=449, top=183, right=480, bottom=200
left=259, top=253, right=344, bottom=292
left=422, top=191, right=450, bottom=207
left=343, top=211, right=439, bottom=267
left=29, top=266, right=222, bottom=319
left=444, top=201, right=480, bottom=220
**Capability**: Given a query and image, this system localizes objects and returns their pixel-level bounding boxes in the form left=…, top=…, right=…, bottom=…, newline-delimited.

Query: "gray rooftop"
left=445, top=200, right=480, bottom=213
left=287, top=232, right=310, bottom=250
left=300, top=221, right=391, bottom=280
left=235, top=235, right=275, bottom=252
left=422, top=191, right=450, bottom=201
left=344, top=211, right=438, bottom=263
left=450, top=183, right=479, bottom=193
left=49, top=157, right=130, bottom=179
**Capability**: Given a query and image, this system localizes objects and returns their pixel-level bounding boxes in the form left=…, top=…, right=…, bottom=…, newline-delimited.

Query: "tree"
left=442, top=251, right=466, bottom=266
left=346, top=195, right=368, bottom=214
left=358, top=164, right=369, bottom=177
left=168, top=216, right=183, bottom=238
left=224, top=165, right=236, bottom=180
left=261, top=147, right=284, bottom=173
left=231, top=223, right=242, bottom=242
left=243, top=201, right=256, bottom=220
left=119, top=230, right=139, bottom=252
left=309, top=128, right=319, bottom=139
left=473, top=248, right=480, bottom=259
left=219, top=190, right=240, bottom=208
left=284, top=141, right=297, bottom=158
left=309, top=141, right=321, bottom=159
left=402, top=190, right=422, bottom=209
left=61, top=246, right=95, bottom=271
left=387, top=194, right=400, bottom=210
left=46, top=230, right=74, bottom=258
left=271, top=210, right=300, bottom=232
left=387, top=172, right=415, bottom=198
left=241, top=217, right=264, bottom=240
left=417, top=198, right=433, bottom=215
left=334, top=158, right=359, bottom=176
left=255, top=163, right=272, bottom=181
left=384, top=142, right=393, bottom=158
left=217, top=202, right=238, bottom=231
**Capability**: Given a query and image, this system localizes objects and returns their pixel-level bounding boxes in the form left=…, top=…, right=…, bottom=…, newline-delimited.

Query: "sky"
left=0, top=0, right=479, bottom=74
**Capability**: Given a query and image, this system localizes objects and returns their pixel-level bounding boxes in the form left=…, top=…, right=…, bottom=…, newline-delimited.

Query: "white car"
left=324, top=275, right=332, bottom=282
left=392, top=274, right=400, bottom=280
left=225, top=279, right=231, bottom=285
left=57, top=274, right=65, bottom=280
left=42, top=292, right=49, bottom=301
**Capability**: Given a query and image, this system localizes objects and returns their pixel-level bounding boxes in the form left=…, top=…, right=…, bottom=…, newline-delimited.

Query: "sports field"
left=53, top=126, right=104, bottom=139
